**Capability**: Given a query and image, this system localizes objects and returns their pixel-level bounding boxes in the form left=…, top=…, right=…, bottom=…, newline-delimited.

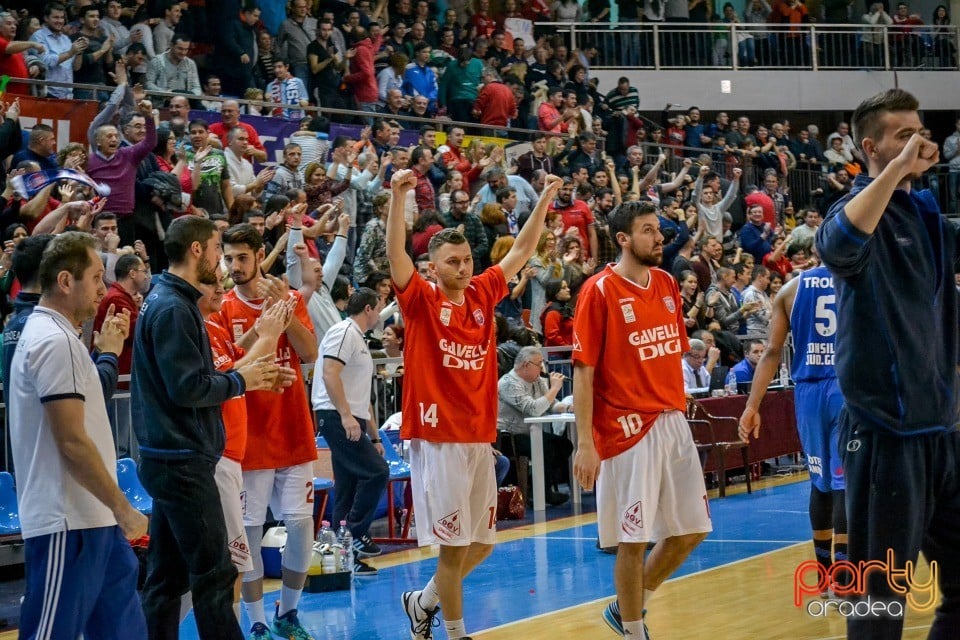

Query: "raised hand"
left=390, top=168, right=417, bottom=195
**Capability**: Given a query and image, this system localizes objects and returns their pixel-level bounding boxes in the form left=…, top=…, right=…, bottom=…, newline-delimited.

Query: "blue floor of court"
left=181, top=480, right=812, bottom=639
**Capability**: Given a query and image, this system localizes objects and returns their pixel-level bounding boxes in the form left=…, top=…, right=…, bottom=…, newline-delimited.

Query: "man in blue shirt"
left=402, top=42, right=438, bottom=115
left=816, top=88, right=960, bottom=640
left=731, top=339, right=763, bottom=388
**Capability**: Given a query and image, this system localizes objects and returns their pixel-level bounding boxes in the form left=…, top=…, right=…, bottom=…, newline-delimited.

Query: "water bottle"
left=337, top=520, right=354, bottom=574
left=725, top=369, right=738, bottom=396
left=779, top=362, right=790, bottom=387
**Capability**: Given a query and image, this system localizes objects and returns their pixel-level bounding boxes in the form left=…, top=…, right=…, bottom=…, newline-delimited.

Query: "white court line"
left=527, top=535, right=807, bottom=544
left=475, top=542, right=809, bottom=635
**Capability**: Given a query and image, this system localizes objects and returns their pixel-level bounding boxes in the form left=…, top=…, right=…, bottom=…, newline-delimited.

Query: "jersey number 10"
left=617, top=413, right=643, bottom=438
left=420, top=402, right=439, bottom=428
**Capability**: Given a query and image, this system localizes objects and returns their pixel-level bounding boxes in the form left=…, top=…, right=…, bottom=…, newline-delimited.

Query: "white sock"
left=279, top=585, right=303, bottom=617
left=179, top=592, right=193, bottom=624
left=643, top=588, right=655, bottom=610
left=420, top=577, right=441, bottom=610
left=444, top=618, right=466, bottom=639
left=245, top=597, right=266, bottom=627
left=623, top=620, right=648, bottom=638
left=233, top=601, right=242, bottom=624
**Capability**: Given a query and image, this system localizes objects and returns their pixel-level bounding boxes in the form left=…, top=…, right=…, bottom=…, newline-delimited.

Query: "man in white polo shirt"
left=8, top=231, right=148, bottom=639
left=312, top=287, right=389, bottom=576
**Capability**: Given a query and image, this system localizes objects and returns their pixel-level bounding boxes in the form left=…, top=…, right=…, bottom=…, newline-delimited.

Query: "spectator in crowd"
left=31, top=2, right=85, bottom=99
left=541, top=279, right=575, bottom=348
left=224, top=126, right=275, bottom=201
left=145, top=33, right=200, bottom=95
left=742, top=264, right=772, bottom=337
left=944, top=116, right=960, bottom=214
left=401, top=41, right=438, bottom=114
left=309, top=20, right=348, bottom=110
left=681, top=338, right=719, bottom=391
left=344, top=25, right=383, bottom=115
left=266, top=58, right=310, bottom=120
left=152, top=0, right=181, bottom=55
left=182, top=118, right=233, bottom=216
left=497, top=346, right=573, bottom=506
left=214, top=1, right=259, bottom=97
left=732, top=338, right=765, bottom=386
left=277, top=0, right=317, bottom=83
left=11, top=123, right=58, bottom=171
left=473, top=67, right=517, bottom=129
left=71, top=5, right=114, bottom=101
left=210, top=100, right=269, bottom=164
left=0, top=10, right=43, bottom=96
left=265, top=142, right=305, bottom=199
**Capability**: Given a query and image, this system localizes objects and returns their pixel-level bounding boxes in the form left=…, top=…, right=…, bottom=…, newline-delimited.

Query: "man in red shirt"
left=440, top=126, right=481, bottom=191
left=343, top=24, right=383, bottom=115
left=472, top=68, right=517, bottom=129
left=537, top=86, right=575, bottom=133
left=573, top=201, right=712, bottom=640
left=215, top=224, right=319, bottom=640
left=0, top=12, right=43, bottom=95
left=549, top=177, right=598, bottom=259
left=93, top=253, right=149, bottom=377
left=388, top=168, right=563, bottom=640
left=410, top=145, right=436, bottom=212
left=470, top=0, right=497, bottom=37
left=209, top=100, right=268, bottom=164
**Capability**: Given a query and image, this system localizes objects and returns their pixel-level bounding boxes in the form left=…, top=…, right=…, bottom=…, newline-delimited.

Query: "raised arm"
left=386, top=169, right=417, bottom=290
left=498, top=174, right=564, bottom=280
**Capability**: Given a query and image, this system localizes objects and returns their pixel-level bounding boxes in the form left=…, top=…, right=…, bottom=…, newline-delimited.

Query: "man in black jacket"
left=213, top=1, right=259, bottom=98
left=132, top=216, right=280, bottom=640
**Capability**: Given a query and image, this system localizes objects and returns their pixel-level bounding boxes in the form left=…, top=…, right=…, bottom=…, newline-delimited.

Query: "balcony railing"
left=538, top=22, right=959, bottom=71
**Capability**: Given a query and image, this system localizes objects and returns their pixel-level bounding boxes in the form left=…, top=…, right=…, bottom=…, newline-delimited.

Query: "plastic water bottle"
left=725, top=369, right=738, bottom=396
left=337, top=520, right=354, bottom=574
left=318, top=521, right=337, bottom=573
left=779, top=363, right=790, bottom=387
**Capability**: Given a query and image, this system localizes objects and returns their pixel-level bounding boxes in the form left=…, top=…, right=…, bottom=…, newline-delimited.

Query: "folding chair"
left=687, top=399, right=753, bottom=497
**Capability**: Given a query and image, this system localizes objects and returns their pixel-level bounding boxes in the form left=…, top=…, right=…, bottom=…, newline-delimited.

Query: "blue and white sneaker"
left=603, top=600, right=651, bottom=638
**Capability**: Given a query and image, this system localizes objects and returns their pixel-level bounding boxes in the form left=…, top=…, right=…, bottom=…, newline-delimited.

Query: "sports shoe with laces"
left=271, top=605, right=315, bottom=640
left=248, top=622, right=272, bottom=640
left=353, top=533, right=382, bottom=557
left=603, top=601, right=651, bottom=638
left=402, top=590, right=441, bottom=640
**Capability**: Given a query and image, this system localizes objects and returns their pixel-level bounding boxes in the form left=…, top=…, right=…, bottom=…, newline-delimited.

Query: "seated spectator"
left=265, top=142, right=305, bottom=199
left=152, top=123, right=186, bottom=176
left=304, top=161, right=350, bottom=212
left=497, top=346, right=573, bottom=506
left=732, top=339, right=765, bottom=386
left=681, top=338, right=719, bottom=391
left=678, top=269, right=711, bottom=337
left=145, top=33, right=200, bottom=95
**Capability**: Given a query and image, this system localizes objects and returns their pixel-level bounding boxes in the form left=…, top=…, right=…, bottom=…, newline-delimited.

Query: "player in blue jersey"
left=738, top=266, right=847, bottom=596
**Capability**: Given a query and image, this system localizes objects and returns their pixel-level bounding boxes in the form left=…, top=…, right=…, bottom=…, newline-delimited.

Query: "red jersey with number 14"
left=395, top=266, right=507, bottom=443
left=572, top=265, right=689, bottom=460
left=215, top=289, right=317, bottom=470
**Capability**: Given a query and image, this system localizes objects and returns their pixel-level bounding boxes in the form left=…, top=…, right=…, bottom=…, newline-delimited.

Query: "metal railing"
left=541, top=21, right=960, bottom=71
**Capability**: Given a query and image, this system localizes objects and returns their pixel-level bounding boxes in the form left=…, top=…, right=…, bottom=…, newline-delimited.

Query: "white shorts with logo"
left=409, top=440, right=497, bottom=547
left=597, top=410, right=713, bottom=549
left=215, top=456, right=253, bottom=572
left=242, top=462, right=315, bottom=525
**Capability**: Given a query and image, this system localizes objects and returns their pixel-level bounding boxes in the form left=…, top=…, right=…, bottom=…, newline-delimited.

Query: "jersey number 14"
left=420, top=402, right=439, bottom=428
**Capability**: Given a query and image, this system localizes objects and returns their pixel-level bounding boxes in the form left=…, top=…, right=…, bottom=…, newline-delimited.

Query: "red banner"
left=15, top=95, right=99, bottom=147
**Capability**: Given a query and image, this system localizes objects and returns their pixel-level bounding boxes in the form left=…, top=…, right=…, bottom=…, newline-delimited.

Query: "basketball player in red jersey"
left=573, top=201, right=713, bottom=639
left=388, top=168, right=564, bottom=640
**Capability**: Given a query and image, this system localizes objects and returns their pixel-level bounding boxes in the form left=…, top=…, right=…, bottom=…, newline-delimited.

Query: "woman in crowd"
left=490, top=236, right=533, bottom=329
left=679, top=269, right=711, bottom=336
left=411, top=211, right=445, bottom=257
left=529, top=230, right=564, bottom=334
left=540, top=279, right=575, bottom=348
left=153, top=125, right=186, bottom=177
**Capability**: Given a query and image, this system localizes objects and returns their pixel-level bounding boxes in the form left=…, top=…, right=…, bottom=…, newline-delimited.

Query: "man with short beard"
left=216, top=224, right=319, bottom=640
left=591, top=186, right=618, bottom=267
left=548, top=177, right=598, bottom=260
left=133, top=217, right=281, bottom=639
left=573, top=201, right=712, bottom=640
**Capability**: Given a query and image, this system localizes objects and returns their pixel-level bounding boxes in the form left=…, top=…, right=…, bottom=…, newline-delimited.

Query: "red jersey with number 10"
left=214, top=289, right=317, bottom=470
left=395, top=266, right=507, bottom=443
left=572, top=265, right=689, bottom=460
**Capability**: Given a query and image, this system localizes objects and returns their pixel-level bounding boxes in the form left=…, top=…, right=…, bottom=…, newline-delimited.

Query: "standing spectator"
left=266, top=59, right=310, bottom=119
left=214, top=1, right=258, bottom=98
left=145, top=33, right=200, bottom=95
left=861, top=3, right=893, bottom=67
left=31, top=2, right=86, bottom=99
left=741, top=264, right=772, bottom=337
left=152, top=0, right=181, bottom=54
left=309, top=20, right=347, bottom=110
left=0, top=11, right=43, bottom=96
left=87, top=97, right=157, bottom=247
left=439, top=46, right=483, bottom=123
left=277, top=0, right=318, bottom=83
left=549, top=177, right=598, bottom=260
left=313, top=287, right=389, bottom=576
left=538, top=86, right=577, bottom=133
left=133, top=217, right=279, bottom=639
left=9, top=232, right=147, bottom=640
left=343, top=25, right=383, bottom=115
left=224, top=127, right=275, bottom=201
left=931, top=4, right=955, bottom=68
left=210, top=100, right=269, bottom=164
left=442, top=189, right=488, bottom=273
left=515, top=133, right=555, bottom=183
left=472, top=67, right=517, bottom=129
left=11, top=124, right=58, bottom=171
left=890, top=2, right=924, bottom=67
left=181, top=119, right=233, bottom=215
left=265, top=143, right=305, bottom=199
left=410, top=145, right=436, bottom=212
left=101, top=0, right=140, bottom=56
left=402, top=42, right=438, bottom=114
left=71, top=5, right=114, bottom=101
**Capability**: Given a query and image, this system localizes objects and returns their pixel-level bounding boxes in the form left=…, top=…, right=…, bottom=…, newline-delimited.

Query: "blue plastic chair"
left=116, top=458, right=153, bottom=515
left=0, top=472, right=20, bottom=537
left=378, top=428, right=414, bottom=543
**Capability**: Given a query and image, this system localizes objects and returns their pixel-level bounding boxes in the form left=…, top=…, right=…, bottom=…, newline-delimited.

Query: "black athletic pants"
left=839, top=410, right=960, bottom=640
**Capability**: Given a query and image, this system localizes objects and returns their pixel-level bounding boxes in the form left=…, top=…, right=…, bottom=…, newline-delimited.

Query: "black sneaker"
left=353, top=534, right=382, bottom=558
left=353, top=559, right=378, bottom=576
